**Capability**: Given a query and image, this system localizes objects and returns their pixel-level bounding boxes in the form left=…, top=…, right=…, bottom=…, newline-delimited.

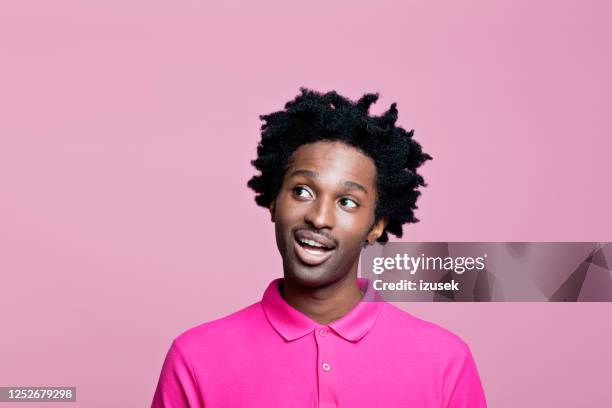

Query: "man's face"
left=270, top=140, right=387, bottom=288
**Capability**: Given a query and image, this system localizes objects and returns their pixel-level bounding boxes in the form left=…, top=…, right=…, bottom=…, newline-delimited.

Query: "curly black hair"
left=247, top=87, right=432, bottom=243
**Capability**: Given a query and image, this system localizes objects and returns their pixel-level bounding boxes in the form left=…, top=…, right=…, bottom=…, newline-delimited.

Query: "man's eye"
left=293, top=186, right=313, bottom=199
left=339, top=198, right=358, bottom=208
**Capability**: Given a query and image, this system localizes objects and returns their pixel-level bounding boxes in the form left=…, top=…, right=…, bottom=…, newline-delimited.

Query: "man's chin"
left=285, top=264, right=338, bottom=289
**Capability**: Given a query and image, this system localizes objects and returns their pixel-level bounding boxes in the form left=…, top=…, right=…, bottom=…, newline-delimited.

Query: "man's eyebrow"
left=289, top=169, right=318, bottom=179
left=289, top=169, right=368, bottom=195
left=342, top=180, right=368, bottom=195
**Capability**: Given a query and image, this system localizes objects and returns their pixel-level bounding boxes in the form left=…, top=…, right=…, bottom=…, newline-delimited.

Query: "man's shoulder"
left=377, top=301, right=471, bottom=356
left=172, top=301, right=265, bottom=351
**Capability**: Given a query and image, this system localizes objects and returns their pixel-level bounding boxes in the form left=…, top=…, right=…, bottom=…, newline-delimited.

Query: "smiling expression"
left=270, top=140, right=388, bottom=288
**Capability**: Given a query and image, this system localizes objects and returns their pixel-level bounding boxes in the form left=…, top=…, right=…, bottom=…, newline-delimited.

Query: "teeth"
left=299, top=238, right=326, bottom=248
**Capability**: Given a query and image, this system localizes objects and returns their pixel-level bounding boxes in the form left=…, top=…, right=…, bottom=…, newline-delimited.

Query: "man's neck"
left=280, top=273, right=364, bottom=325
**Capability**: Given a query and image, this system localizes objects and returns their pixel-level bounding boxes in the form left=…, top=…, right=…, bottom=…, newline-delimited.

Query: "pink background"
left=1, top=0, right=611, bottom=406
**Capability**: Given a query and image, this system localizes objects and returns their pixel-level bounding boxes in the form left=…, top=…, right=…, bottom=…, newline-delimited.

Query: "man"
left=151, top=88, right=487, bottom=407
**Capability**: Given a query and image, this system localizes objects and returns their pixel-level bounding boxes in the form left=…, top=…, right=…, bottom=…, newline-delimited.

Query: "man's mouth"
left=293, top=230, right=336, bottom=266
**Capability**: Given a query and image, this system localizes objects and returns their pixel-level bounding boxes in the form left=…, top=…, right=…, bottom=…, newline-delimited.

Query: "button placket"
left=315, top=327, right=337, bottom=407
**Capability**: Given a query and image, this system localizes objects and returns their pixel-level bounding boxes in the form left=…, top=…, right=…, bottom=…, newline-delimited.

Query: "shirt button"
left=319, top=328, right=327, bottom=337
left=322, top=362, right=331, bottom=371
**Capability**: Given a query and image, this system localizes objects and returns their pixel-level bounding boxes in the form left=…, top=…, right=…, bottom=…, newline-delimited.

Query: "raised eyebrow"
left=341, top=180, right=368, bottom=195
left=289, top=169, right=368, bottom=195
left=288, top=169, right=318, bottom=179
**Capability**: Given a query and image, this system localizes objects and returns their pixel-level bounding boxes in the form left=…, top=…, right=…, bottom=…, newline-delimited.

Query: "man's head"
left=248, top=88, right=431, bottom=288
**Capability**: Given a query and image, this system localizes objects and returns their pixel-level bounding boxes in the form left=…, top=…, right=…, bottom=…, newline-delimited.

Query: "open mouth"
left=293, top=230, right=336, bottom=266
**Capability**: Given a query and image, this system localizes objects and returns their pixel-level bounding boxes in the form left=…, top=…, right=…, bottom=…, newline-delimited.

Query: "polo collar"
left=261, top=277, right=383, bottom=343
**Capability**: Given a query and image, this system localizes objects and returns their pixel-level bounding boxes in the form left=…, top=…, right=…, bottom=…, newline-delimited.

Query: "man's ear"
left=366, top=216, right=389, bottom=244
left=269, top=201, right=276, bottom=223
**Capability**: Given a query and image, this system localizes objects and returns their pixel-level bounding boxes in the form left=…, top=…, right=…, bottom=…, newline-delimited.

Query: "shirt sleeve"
left=444, top=343, right=487, bottom=408
left=151, top=339, right=204, bottom=408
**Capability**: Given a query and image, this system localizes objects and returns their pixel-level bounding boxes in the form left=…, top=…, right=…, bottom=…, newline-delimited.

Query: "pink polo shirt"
left=152, top=278, right=487, bottom=407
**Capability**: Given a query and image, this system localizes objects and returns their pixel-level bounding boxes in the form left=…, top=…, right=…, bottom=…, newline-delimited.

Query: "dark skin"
left=269, top=141, right=388, bottom=325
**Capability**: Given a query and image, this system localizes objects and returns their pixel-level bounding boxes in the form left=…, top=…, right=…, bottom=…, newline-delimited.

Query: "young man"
left=151, top=88, right=487, bottom=407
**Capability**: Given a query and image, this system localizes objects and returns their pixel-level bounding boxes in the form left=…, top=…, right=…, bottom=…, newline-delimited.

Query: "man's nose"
left=304, top=196, right=335, bottom=230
